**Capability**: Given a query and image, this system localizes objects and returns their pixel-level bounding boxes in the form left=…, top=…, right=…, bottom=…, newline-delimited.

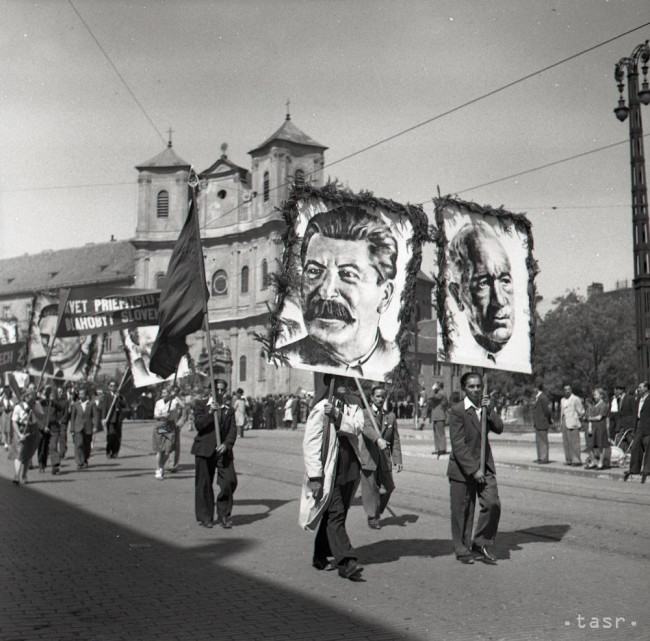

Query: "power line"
left=1, top=181, right=135, bottom=194
left=67, top=0, right=166, bottom=146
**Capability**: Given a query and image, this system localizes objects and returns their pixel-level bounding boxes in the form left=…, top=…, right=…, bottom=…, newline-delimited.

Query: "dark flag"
left=149, top=188, right=209, bottom=378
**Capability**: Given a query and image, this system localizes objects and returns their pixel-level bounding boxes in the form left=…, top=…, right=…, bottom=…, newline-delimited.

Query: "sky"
left=1, top=0, right=649, bottom=313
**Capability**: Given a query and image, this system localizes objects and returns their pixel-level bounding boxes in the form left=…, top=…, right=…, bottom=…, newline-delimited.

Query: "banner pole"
left=35, top=287, right=71, bottom=397
left=188, top=175, right=221, bottom=447
left=480, top=371, right=488, bottom=476
left=105, top=367, right=130, bottom=426
left=353, top=377, right=383, bottom=441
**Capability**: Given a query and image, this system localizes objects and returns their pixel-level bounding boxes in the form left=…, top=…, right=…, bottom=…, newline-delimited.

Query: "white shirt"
left=154, top=397, right=180, bottom=419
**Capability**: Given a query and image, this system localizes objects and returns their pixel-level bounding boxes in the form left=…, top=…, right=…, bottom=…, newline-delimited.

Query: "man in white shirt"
left=153, top=386, right=181, bottom=479
left=559, top=384, right=585, bottom=466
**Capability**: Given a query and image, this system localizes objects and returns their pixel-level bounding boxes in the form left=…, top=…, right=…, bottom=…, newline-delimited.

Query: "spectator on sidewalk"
left=263, top=395, right=276, bottom=430
left=429, top=382, right=449, bottom=457
left=533, top=383, right=552, bottom=464
left=233, top=388, right=248, bottom=438
left=611, top=385, right=635, bottom=445
left=283, top=394, right=294, bottom=428
left=10, top=388, right=43, bottom=485
left=559, top=384, right=585, bottom=466
left=448, top=371, right=503, bottom=565
left=359, top=385, right=402, bottom=530
left=624, top=380, right=650, bottom=483
left=584, top=388, right=609, bottom=470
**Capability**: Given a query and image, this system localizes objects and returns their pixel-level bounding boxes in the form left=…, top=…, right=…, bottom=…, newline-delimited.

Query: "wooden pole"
left=188, top=176, right=221, bottom=447
left=353, top=377, right=383, bottom=441
left=480, top=371, right=488, bottom=476
left=104, top=368, right=130, bottom=426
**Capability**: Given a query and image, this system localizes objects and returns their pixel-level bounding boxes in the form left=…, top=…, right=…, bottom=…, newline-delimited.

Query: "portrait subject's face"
left=457, top=235, right=514, bottom=353
left=38, top=315, right=82, bottom=367
left=301, top=234, right=393, bottom=361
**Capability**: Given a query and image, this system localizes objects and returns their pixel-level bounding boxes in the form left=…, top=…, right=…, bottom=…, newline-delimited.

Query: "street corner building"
left=267, top=183, right=429, bottom=383
left=434, top=196, right=538, bottom=374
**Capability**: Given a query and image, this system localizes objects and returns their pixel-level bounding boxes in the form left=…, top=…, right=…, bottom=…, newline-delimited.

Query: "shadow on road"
left=356, top=524, right=571, bottom=565
left=231, top=498, right=295, bottom=526
left=1, top=479, right=416, bottom=641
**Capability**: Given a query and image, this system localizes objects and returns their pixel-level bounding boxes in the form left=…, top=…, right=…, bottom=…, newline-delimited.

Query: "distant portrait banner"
left=434, top=197, right=537, bottom=374
left=0, top=342, right=24, bottom=374
left=121, top=325, right=190, bottom=388
left=26, top=292, right=104, bottom=380
left=0, top=318, right=18, bottom=345
left=266, top=184, right=429, bottom=383
left=57, top=287, right=160, bottom=337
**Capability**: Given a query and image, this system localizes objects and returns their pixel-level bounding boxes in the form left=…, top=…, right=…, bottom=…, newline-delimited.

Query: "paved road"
left=2, top=423, right=648, bottom=641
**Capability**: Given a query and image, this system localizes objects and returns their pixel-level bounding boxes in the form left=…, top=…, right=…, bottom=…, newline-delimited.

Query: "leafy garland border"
left=257, top=181, right=430, bottom=386
left=433, top=195, right=539, bottom=368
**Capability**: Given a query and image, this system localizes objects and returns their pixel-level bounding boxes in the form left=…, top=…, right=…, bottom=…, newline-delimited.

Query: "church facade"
left=132, top=113, right=327, bottom=396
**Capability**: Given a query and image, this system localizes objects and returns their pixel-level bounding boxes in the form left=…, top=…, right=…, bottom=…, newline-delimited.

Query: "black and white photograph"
left=1, top=2, right=649, bottom=641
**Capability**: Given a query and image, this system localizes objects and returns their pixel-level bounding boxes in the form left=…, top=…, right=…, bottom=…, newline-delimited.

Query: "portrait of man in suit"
left=448, top=221, right=515, bottom=357
left=278, top=205, right=402, bottom=380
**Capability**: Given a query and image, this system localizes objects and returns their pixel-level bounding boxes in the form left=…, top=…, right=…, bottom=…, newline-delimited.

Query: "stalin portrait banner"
left=434, top=197, right=537, bottom=374
left=267, top=184, right=429, bottom=383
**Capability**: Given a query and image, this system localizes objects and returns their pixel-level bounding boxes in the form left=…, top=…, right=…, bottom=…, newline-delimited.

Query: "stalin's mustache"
left=304, top=298, right=353, bottom=324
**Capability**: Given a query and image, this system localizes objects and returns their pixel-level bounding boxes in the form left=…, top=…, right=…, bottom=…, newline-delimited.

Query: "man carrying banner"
left=359, top=384, right=402, bottom=530
left=301, top=375, right=366, bottom=581
left=70, top=385, right=99, bottom=469
left=448, top=371, right=503, bottom=565
left=101, top=379, right=127, bottom=458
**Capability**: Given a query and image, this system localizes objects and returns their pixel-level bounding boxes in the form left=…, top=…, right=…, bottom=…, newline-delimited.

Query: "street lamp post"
left=614, top=40, right=650, bottom=381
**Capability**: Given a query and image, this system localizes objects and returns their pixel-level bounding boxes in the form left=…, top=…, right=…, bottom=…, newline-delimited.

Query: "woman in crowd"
left=585, top=387, right=609, bottom=470
left=10, top=388, right=43, bottom=485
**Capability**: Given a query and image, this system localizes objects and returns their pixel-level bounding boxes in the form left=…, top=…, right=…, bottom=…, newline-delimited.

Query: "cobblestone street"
left=2, top=422, right=648, bottom=641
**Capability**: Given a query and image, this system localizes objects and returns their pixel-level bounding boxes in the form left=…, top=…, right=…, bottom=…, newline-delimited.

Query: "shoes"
left=169, top=465, right=178, bottom=473
left=198, top=521, right=214, bottom=528
left=51, top=467, right=60, bottom=475
left=11, top=477, right=19, bottom=486
left=338, top=559, right=364, bottom=581
left=623, top=471, right=631, bottom=482
left=456, top=554, right=474, bottom=564
left=472, top=544, right=498, bottom=565
left=312, top=557, right=333, bottom=571
left=220, top=518, right=233, bottom=529
left=539, top=460, right=550, bottom=464
left=154, top=469, right=164, bottom=480
left=367, top=518, right=381, bottom=530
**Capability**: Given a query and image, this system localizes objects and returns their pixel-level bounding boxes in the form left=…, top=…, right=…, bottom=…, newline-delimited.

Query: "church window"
left=239, top=355, right=247, bottom=382
left=258, top=351, right=266, bottom=381
left=218, top=189, right=227, bottom=199
left=211, top=270, right=228, bottom=296
left=155, top=271, right=167, bottom=290
left=261, top=259, right=269, bottom=290
left=263, top=171, right=270, bottom=202
left=241, top=266, right=249, bottom=294
left=294, top=168, right=305, bottom=186
left=157, top=190, right=169, bottom=218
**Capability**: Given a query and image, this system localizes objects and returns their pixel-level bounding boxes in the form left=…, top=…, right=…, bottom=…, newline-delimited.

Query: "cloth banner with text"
left=434, top=196, right=537, bottom=374
left=264, top=183, right=429, bottom=383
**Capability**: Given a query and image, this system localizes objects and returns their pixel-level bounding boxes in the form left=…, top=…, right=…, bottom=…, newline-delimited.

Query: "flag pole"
left=480, top=370, right=488, bottom=476
left=353, top=377, right=384, bottom=441
left=35, top=287, right=71, bottom=397
left=104, top=367, right=130, bottom=427
left=188, top=173, right=221, bottom=447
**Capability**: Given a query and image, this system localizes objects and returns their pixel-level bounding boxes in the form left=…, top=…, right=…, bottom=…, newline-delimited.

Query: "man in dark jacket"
left=533, top=383, right=552, bottom=464
left=101, top=379, right=127, bottom=458
left=624, top=380, right=650, bottom=483
left=215, top=392, right=238, bottom=528
left=448, top=371, right=504, bottom=565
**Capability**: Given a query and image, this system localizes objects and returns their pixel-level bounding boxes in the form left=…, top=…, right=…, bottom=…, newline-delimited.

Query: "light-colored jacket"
left=299, top=398, right=364, bottom=531
left=560, top=394, right=585, bottom=429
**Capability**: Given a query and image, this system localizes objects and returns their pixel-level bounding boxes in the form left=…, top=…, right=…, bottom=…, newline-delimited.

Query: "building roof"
left=0, top=241, right=135, bottom=297
left=135, top=142, right=191, bottom=170
left=249, top=115, right=328, bottom=155
left=201, top=150, right=250, bottom=184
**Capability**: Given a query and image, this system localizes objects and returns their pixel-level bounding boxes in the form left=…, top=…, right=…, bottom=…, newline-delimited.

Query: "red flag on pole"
left=149, top=187, right=209, bottom=378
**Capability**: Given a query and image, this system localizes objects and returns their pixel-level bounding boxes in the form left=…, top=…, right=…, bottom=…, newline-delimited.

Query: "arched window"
left=155, top=271, right=167, bottom=290
left=263, top=171, right=270, bottom=202
left=258, top=351, right=266, bottom=381
left=241, top=266, right=249, bottom=294
left=261, top=259, right=269, bottom=290
left=156, top=190, right=169, bottom=218
left=239, top=355, right=247, bottom=382
left=294, top=168, right=305, bottom=186
left=211, top=270, right=228, bottom=296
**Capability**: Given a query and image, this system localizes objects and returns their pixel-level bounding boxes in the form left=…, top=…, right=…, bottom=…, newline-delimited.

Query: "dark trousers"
left=106, top=423, right=122, bottom=457
left=73, top=432, right=91, bottom=466
left=629, top=433, right=650, bottom=474
left=37, top=431, right=51, bottom=469
left=194, top=453, right=217, bottom=524
left=59, top=425, right=68, bottom=460
left=432, top=420, right=447, bottom=454
left=449, top=474, right=501, bottom=558
left=216, top=460, right=238, bottom=521
left=48, top=429, right=62, bottom=468
left=535, top=429, right=549, bottom=462
left=360, top=468, right=394, bottom=519
left=314, top=479, right=359, bottom=566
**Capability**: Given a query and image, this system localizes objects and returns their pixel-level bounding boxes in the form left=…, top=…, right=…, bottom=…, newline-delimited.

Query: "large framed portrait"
left=434, top=197, right=537, bottom=374
left=26, top=292, right=104, bottom=381
left=266, top=184, right=429, bottom=382
left=121, top=325, right=190, bottom=388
